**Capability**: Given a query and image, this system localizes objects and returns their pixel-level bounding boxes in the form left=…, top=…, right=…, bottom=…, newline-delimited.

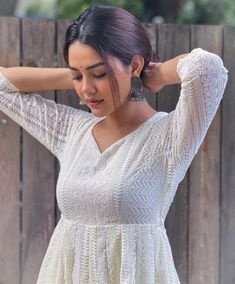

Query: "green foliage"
left=177, top=0, right=235, bottom=26
left=24, top=0, right=57, bottom=18
left=23, top=0, right=235, bottom=27
left=56, top=0, right=144, bottom=20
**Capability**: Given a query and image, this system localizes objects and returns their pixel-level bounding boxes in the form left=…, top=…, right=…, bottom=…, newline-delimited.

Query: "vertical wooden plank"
left=21, top=19, right=56, bottom=284
left=189, top=25, right=222, bottom=284
left=221, top=26, right=235, bottom=284
left=0, top=17, right=20, bottom=284
left=56, top=19, right=71, bottom=224
left=143, top=23, right=158, bottom=109
left=157, top=23, right=190, bottom=284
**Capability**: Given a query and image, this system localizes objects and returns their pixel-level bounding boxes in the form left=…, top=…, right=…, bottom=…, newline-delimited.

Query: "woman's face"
left=68, top=41, right=132, bottom=117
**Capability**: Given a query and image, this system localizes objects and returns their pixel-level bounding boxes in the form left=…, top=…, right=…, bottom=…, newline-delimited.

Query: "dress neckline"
left=89, top=111, right=166, bottom=156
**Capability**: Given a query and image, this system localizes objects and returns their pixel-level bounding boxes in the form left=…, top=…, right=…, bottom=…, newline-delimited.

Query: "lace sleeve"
left=0, top=70, right=92, bottom=159
left=168, top=48, right=228, bottom=169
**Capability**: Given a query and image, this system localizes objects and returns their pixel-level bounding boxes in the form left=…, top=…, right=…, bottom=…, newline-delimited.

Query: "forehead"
left=68, top=41, right=103, bottom=68
left=68, top=41, right=124, bottom=71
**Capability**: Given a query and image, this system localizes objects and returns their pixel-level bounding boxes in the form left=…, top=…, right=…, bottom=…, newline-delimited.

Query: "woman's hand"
left=142, top=62, right=164, bottom=93
left=143, top=53, right=189, bottom=93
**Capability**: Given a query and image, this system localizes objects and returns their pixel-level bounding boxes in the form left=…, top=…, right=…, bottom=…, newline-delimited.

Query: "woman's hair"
left=63, top=4, right=157, bottom=110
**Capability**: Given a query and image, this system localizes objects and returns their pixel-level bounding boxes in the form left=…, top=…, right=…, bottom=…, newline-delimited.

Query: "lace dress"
left=0, top=48, right=228, bottom=284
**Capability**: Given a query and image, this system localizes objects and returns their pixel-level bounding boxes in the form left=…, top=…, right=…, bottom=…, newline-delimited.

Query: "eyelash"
left=72, top=73, right=107, bottom=81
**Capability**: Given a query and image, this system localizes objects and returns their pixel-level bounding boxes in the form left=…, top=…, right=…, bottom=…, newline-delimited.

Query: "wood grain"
left=157, top=23, right=190, bottom=284
left=0, top=16, right=20, bottom=284
left=188, top=25, right=222, bottom=284
left=221, top=26, right=235, bottom=284
left=143, top=22, right=158, bottom=109
left=21, top=18, right=56, bottom=284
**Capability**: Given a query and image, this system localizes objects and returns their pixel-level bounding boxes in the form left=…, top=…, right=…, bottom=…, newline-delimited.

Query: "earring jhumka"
left=128, top=76, right=145, bottom=102
left=79, top=99, right=86, bottom=105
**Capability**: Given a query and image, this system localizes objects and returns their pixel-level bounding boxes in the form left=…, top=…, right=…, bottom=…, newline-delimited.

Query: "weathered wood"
left=157, top=23, right=190, bottom=284
left=143, top=23, right=158, bottom=109
left=55, top=19, right=69, bottom=226
left=21, top=19, right=56, bottom=284
left=189, top=25, right=222, bottom=284
left=0, top=17, right=20, bottom=284
left=221, top=26, right=235, bottom=284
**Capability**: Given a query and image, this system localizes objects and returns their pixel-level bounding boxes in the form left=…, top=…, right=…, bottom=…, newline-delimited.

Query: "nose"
left=81, top=77, right=96, bottom=95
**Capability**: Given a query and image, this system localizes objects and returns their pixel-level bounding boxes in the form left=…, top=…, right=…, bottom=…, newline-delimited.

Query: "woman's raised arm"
left=168, top=48, right=228, bottom=167
left=0, top=67, right=74, bottom=92
left=0, top=68, right=92, bottom=160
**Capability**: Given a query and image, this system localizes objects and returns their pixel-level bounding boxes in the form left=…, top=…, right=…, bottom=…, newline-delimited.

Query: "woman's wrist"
left=159, top=53, right=188, bottom=86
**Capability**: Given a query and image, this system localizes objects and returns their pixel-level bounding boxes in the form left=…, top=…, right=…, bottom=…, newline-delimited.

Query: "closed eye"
left=95, top=72, right=107, bottom=78
left=72, top=76, right=82, bottom=81
left=72, top=73, right=107, bottom=81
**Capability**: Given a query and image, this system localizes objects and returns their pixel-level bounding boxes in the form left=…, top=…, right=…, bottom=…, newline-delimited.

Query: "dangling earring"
left=128, top=76, right=145, bottom=102
left=79, top=99, right=86, bottom=105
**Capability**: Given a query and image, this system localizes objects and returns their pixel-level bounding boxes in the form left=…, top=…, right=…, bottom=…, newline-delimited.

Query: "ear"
left=130, top=55, right=145, bottom=77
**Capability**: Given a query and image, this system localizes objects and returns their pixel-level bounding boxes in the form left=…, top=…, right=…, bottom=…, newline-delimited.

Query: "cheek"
left=72, top=81, right=81, bottom=94
left=97, top=79, right=114, bottom=100
left=117, top=74, right=131, bottom=96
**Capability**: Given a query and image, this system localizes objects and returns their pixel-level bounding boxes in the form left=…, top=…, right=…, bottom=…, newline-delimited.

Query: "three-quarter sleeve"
left=167, top=48, right=228, bottom=169
left=0, top=70, right=92, bottom=159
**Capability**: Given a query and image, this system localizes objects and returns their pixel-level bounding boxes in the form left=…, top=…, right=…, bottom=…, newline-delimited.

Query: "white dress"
left=0, top=48, right=228, bottom=284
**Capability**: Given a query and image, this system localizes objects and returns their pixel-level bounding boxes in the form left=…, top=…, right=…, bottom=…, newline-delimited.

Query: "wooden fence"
left=0, top=17, right=234, bottom=284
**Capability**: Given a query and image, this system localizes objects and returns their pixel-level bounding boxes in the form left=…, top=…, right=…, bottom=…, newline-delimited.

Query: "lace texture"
left=0, top=48, right=228, bottom=283
left=0, top=72, right=93, bottom=159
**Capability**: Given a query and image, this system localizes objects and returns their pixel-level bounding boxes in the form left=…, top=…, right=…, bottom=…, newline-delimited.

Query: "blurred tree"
left=154, top=0, right=186, bottom=22
left=56, top=0, right=144, bottom=20
left=177, top=0, right=235, bottom=26
left=15, top=0, right=57, bottom=18
left=11, top=0, right=235, bottom=27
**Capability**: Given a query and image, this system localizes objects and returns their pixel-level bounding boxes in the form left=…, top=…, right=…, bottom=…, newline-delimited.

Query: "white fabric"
left=0, top=48, right=228, bottom=284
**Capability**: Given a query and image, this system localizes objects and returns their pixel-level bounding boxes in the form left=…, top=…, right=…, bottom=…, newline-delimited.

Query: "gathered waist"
left=60, top=214, right=166, bottom=230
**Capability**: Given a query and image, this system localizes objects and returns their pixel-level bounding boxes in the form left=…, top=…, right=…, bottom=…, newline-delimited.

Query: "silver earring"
left=128, top=76, right=145, bottom=102
left=79, top=99, right=86, bottom=105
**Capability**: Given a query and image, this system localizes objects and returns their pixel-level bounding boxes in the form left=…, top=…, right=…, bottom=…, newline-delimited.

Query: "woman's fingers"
left=146, top=62, right=162, bottom=70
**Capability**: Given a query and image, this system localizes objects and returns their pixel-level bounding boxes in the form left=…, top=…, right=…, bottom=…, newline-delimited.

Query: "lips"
left=87, top=99, right=104, bottom=107
left=86, top=99, right=103, bottom=103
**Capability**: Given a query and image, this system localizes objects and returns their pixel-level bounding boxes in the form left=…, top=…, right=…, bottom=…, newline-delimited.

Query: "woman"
left=0, top=4, right=228, bottom=284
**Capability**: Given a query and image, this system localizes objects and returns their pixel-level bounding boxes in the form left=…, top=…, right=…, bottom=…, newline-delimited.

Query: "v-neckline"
left=89, top=111, right=165, bottom=156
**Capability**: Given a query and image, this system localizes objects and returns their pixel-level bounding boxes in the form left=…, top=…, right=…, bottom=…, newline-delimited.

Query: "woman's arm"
left=165, top=48, right=227, bottom=164
left=0, top=68, right=92, bottom=159
left=143, top=53, right=189, bottom=92
left=0, top=67, right=74, bottom=92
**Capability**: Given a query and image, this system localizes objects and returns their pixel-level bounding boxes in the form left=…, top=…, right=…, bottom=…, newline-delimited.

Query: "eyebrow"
left=69, top=62, right=105, bottom=71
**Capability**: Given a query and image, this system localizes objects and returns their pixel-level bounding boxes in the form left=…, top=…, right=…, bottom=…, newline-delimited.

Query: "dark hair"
left=63, top=4, right=157, bottom=110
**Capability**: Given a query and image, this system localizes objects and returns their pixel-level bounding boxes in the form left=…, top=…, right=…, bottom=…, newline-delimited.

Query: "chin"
left=90, top=110, right=106, bottom=118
